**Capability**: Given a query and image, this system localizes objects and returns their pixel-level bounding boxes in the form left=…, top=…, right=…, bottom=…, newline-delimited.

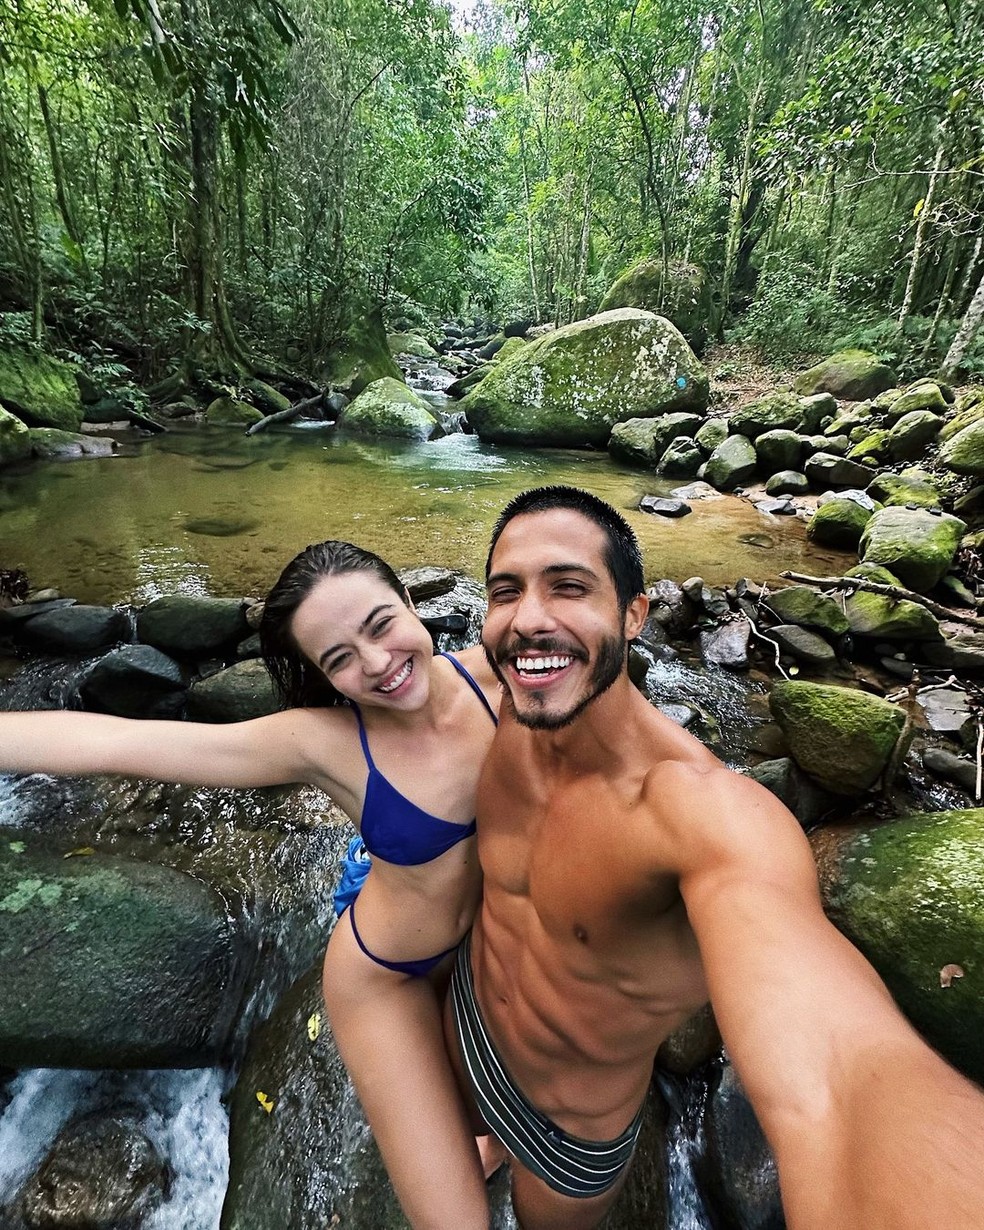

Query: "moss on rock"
left=0, top=405, right=31, bottom=466
left=793, top=349, right=896, bottom=401
left=0, top=346, right=83, bottom=431
left=339, top=377, right=440, bottom=441
left=769, top=681, right=905, bottom=794
left=859, top=506, right=966, bottom=592
left=205, top=396, right=264, bottom=426
left=460, top=309, right=708, bottom=447
left=939, top=419, right=984, bottom=478
left=806, top=496, right=874, bottom=549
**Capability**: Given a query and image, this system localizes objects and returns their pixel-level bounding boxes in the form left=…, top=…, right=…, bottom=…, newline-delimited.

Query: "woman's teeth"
left=378, top=660, right=412, bottom=693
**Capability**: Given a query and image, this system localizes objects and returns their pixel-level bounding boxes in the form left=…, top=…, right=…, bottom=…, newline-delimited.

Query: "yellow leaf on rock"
left=307, top=1011, right=321, bottom=1041
left=64, top=847, right=96, bottom=858
left=256, top=1091, right=275, bottom=1113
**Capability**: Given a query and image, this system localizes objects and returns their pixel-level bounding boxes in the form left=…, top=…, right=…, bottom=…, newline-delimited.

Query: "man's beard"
left=485, top=633, right=626, bottom=731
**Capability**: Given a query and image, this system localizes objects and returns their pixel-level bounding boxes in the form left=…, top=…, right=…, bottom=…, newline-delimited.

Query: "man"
left=447, top=485, right=984, bottom=1230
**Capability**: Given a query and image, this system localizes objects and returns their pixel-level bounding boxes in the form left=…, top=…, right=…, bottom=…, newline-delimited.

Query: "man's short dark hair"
left=486, top=486, right=644, bottom=614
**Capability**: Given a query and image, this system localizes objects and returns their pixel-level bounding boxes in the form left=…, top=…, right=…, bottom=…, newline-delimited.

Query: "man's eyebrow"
left=318, top=603, right=394, bottom=668
left=486, top=563, right=599, bottom=587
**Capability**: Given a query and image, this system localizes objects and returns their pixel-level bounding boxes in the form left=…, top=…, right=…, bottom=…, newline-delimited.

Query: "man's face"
left=483, top=508, right=642, bottom=731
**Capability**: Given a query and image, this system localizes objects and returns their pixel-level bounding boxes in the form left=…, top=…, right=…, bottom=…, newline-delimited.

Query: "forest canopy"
left=1, top=0, right=982, bottom=384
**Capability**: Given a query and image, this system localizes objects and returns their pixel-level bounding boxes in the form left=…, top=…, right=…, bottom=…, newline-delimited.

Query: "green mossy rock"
left=695, top=417, right=728, bottom=454
left=494, top=335, right=528, bottom=363
left=884, top=382, right=947, bottom=422
left=939, top=419, right=984, bottom=478
left=0, top=405, right=31, bottom=466
left=826, top=405, right=873, bottom=437
left=860, top=506, right=966, bottom=592
left=866, top=469, right=942, bottom=509
left=754, top=429, right=805, bottom=475
left=793, top=350, right=896, bottom=402
left=939, top=390, right=984, bottom=443
left=245, top=379, right=291, bottom=416
left=843, top=589, right=941, bottom=642
left=818, top=809, right=984, bottom=1083
left=846, top=430, right=890, bottom=463
left=386, top=331, right=438, bottom=358
left=28, top=428, right=116, bottom=458
left=769, top=681, right=905, bottom=794
left=764, top=586, right=849, bottom=636
left=324, top=306, right=404, bottom=397
left=599, top=257, right=709, bottom=351
left=702, top=433, right=757, bottom=491
left=339, top=377, right=440, bottom=441
left=609, top=412, right=703, bottom=467
left=205, top=396, right=264, bottom=426
left=0, top=834, right=236, bottom=1067
left=657, top=437, right=703, bottom=479
left=887, top=410, right=942, bottom=461
left=729, top=392, right=803, bottom=440
left=806, top=496, right=874, bottom=550
left=0, top=346, right=83, bottom=430
left=460, top=309, right=708, bottom=448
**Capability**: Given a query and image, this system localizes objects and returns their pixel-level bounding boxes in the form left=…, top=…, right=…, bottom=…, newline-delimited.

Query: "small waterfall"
left=0, top=1069, right=228, bottom=1229
left=660, top=1073, right=714, bottom=1230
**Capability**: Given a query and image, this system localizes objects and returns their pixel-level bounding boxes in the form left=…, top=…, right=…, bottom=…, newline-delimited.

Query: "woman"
left=0, top=541, right=500, bottom=1229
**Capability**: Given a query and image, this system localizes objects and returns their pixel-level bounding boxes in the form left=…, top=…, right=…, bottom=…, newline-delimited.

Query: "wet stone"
left=754, top=498, right=796, bottom=516
left=639, top=496, right=692, bottom=518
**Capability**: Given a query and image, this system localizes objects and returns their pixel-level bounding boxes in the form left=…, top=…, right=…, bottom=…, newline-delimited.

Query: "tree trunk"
left=37, top=84, right=88, bottom=274
left=899, top=135, right=946, bottom=327
left=941, top=265, right=984, bottom=379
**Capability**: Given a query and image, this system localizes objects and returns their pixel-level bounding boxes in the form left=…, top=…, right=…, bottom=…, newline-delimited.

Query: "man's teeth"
left=378, top=660, right=412, bottom=692
left=515, top=655, right=573, bottom=673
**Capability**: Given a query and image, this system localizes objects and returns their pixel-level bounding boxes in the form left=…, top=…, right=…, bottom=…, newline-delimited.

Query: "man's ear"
left=624, top=592, right=649, bottom=640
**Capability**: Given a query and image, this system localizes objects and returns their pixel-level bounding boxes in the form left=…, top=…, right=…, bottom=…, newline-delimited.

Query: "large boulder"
left=859, top=506, right=966, bottom=592
left=887, top=410, right=942, bottom=461
left=599, top=257, right=710, bottom=352
left=804, top=452, right=877, bottom=489
left=386, top=331, right=438, bottom=359
left=0, top=346, right=83, bottom=430
left=754, top=428, right=805, bottom=475
left=0, top=405, right=32, bottom=466
left=205, top=396, right=264, bottom=426
left=702, top=434, right=757, bottom=491
left=866, top=469, right=942, bottom=509
left=323, top=306, right=404, bottom=397
left=793, top=349, right=896, bottom=401
left=77, top=644, right=187, bottom=719
left=338, top=377, right=442, bottom=441
left=18, top=604, right=129, bottom=653
left=28, top=427, right=117, bottom=458
left=815, top=809, right=984, bottom=1083
left=0, top=835, right=238, bottom=1067
left=769, top=681, right=906, bottom=795
left=939, top=419, right=984, bottom=478
left=460, top=309, right=708, bottom=448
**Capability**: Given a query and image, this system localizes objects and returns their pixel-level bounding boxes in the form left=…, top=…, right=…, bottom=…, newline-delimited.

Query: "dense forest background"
left=2, top=0, right=983, bottom=393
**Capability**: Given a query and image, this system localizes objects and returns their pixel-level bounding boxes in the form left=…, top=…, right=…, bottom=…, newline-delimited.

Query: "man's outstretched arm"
left=668, top=762, right=984, bottom=1230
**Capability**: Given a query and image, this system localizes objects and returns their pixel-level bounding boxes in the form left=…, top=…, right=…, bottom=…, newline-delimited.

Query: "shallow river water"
left=0, top=423, right=850, bottom=603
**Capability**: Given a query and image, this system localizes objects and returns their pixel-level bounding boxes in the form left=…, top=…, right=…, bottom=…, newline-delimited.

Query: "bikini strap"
left=350, top=703, right=375, bottom=769
left=440, top=652, right=498, bottom=726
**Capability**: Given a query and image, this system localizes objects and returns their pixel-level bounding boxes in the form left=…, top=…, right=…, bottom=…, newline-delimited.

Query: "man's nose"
left=511, top=588, right=556, bottom=636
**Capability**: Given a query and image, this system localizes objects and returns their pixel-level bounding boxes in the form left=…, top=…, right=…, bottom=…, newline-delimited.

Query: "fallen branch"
left=246, top=393, right=325, bottom=436
left=779, top=571, right=984, bottom=632
left=740, top=612, right=790, bottom=679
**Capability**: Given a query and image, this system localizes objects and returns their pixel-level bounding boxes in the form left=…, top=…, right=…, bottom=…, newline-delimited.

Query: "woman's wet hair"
left=260, top=540, right=409, bottom=708
left=486, top=486, right=644, bottom=615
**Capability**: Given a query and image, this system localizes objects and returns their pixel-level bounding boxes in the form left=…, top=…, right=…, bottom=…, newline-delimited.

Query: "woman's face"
left=289, top=570, right=434, bottom=709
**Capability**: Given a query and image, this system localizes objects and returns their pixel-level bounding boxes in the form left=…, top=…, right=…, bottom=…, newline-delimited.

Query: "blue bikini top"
left=354, top=653, right=497, bottom=866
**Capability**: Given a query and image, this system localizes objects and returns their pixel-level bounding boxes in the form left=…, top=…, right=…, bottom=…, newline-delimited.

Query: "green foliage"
left=727, top=260, right=853, bottom=358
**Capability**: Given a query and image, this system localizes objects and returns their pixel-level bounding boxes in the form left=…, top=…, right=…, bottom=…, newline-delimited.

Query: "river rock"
left=803, top=452, right=876, bottom=489
left=0, top=405, right=32, bottom=466
left=939, top=390, right=984, bottom=443
left=460, top=309, right=708, bottom=448
left=754, top=428, right=804, bottom=475
left=793, top=349, right=896, bottom=401
left=769, top=681, right=906, bottom=794
left=884, top=381, right=948, bottom=422
left=747, top=757, right=834, bottom=828
left=765, top=470, right=808, bottom=496
left=806, top=495, right=874, bottom=549
left=695, top=1063, right=783, bottom=1230
left=866, top=468, right=942, bottom=508
left=922, top=748, right=978, bottom=795
left=27, top=427, right=116, bottom=459
left=922, top=622, right=984, bottom=671
left=729, top=392, right=802, bottom=440
left=699, top=619, right=750, bottom=670
left=323, top=306, right=404, bottom=397
left=0, top=834, right=238, bottom=1066
left=17, top=1114, right=167, bottom=1229
left=386, top=331, right=438, bottom=359
left=609, top=413, right=702, bottom=466
left=77, top=644, right=187, bottom=719
left=844, top=590, right=941, bottom=643
left=18, top=604, right=130, bottom=654
left=764, top=586, right=849, bottom=637
left=640, top=496, right=692, bottom=518
left=939, top=418, right=984, bottom=478
left=887, top=410, right=942, bottom=461
left=799, top=392, right=837, bottom=431
left=136, top=595, right=249, bottom=658
left=647, top=579, right=696, bottom=634
left=826, top=404, right=873, bottom=437
left=815, top=809, right=984, bottom=1083
left=695, top=417, right=728, bottom=454
left=598, top=256, right=709, bottom=352
left=187, top=659, right=279, bottom=722
left=917, top=687, right=972, bottom=734
left=655, top=1004, right=720, bottom=1075
left=859, top=506, right=966, bottom=592
left=657, top=437, right=704, bottom=478
left=0, top=346, right=84, bottom=431
left=807, top=431, right=848, bottom=456
left=398, top=565, right=458, bottom=602
left=770, top=624, right=837, bottom=665
left=702, top=434, right=757, bottom=491
left=205, top=396, right=264, bottom=426
left=846, top=428, right=890, bottom=464
left=337, top=377, right=441, bottom=441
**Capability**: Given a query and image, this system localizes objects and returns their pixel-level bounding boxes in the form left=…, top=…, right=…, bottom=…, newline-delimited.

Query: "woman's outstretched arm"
left=0, top=707, right=334, bottom=791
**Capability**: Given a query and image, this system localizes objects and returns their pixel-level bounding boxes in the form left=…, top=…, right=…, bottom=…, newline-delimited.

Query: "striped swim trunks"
left=450, top=933, right=645, bottom=1199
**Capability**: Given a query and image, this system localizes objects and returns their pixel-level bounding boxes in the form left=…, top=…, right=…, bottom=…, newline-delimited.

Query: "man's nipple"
left=573, top=924, right=589, bottom=944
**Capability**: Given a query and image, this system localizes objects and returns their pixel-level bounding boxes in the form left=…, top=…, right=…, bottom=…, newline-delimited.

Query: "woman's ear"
left=404, top=587, right=416, bottom=612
